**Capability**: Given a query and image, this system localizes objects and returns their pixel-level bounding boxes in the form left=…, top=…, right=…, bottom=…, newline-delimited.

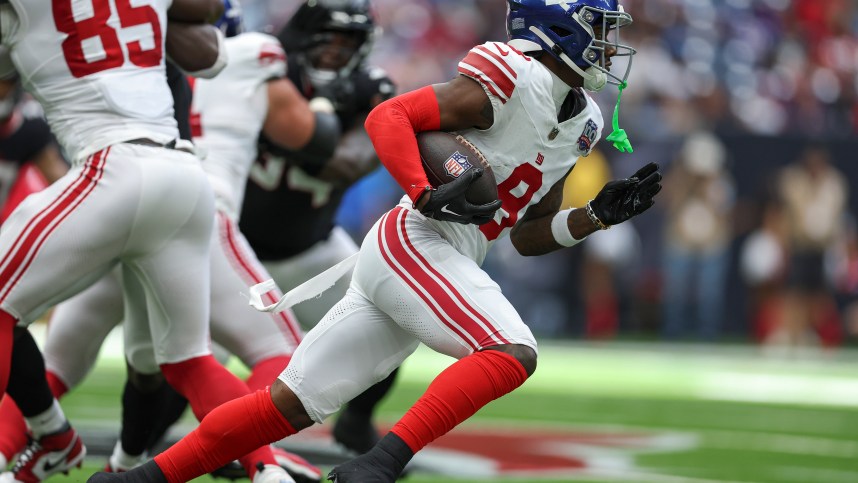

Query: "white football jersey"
left=191, top=32, right=286, bottom=219
left=400, top=42, right=604, bottom=264
left=0, top=0, right=177, bottom=163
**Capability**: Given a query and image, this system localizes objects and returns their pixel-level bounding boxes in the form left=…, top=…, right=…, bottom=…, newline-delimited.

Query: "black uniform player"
left=238, top=0, right=396, bottom=455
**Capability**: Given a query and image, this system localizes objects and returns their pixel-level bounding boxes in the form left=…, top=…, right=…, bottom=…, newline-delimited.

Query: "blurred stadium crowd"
left=245, top=0, right=858, bottom=136
left=15, top=0, right=858, bottom=346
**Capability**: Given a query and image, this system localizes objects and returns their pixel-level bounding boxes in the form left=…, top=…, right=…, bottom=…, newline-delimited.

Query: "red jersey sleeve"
left=364, top=86, right=440, bottom=203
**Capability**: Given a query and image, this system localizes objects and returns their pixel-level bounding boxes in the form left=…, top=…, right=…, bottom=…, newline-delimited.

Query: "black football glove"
left=589, top=162, right=662, bottom=227
left=419, top=169, right=502, bottom=225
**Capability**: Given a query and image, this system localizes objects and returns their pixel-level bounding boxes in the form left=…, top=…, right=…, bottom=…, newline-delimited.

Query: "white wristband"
left=551, top=208, right=584, bottom=247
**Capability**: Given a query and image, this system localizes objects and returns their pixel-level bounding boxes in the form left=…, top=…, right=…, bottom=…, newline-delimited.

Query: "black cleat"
left=209, top=460, right=245, bottom=480
left=328, top=432, right=412, bottom=483
left=88, top=460, right=167, bottom=483
left=327, top=453, right=400, bottom=483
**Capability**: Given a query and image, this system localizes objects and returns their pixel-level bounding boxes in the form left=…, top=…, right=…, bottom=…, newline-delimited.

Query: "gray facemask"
left=304, top=65, right=339, bottom=89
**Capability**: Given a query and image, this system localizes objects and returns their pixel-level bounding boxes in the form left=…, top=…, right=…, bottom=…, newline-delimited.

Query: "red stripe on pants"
left=380, top=208, right=506, bottom=349
left=395, top=208, right=510, bottom=346
left=219, top=212, right=302, bottom=346
left=0, top=148, right=109, bottom=304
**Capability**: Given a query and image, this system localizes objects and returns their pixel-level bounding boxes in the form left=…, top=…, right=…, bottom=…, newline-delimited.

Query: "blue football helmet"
left=506, top=0, right=635, bottom=91
left=215, top=0, right=244, bottom=37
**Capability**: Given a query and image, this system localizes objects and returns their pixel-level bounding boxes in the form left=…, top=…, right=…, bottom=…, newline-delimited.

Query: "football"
left=416, top=131, right=498, bottom=205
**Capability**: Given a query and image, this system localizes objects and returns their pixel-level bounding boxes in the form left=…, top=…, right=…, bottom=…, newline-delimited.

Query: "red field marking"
left=291, top=422, right=696, bottom=478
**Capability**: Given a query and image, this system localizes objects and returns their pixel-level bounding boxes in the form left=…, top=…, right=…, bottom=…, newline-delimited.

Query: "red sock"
left=160, top=355, right=278, bottom=477
left=160, top=355, right=252, bottom=420
left=0, top=396, right=27, bottom=460
left=45, top=371, right=68, bottom=399
left=390, top=350, right=528, bottom=453
left=245, top=355, right=290, bottom=392
left=0, top=312, right=21, bottom=460
left=154, top=388, right=296, bottom=483
left=0, top=311, right=15, bottom=394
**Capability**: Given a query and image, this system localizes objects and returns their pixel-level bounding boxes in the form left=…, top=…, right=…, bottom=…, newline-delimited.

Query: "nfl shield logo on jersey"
left=444, top=152, right=472, bottom=178
left=577, top=119, right=599, bottom=155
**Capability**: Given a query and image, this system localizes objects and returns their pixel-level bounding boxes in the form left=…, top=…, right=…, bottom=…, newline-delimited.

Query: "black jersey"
left=0, top=110, right=54, bottom=210
left=239, top=61, right=394, bottom=260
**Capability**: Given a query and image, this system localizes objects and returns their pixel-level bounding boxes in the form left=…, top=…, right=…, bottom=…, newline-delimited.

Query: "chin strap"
left=606, top=81, right=633, bottom=153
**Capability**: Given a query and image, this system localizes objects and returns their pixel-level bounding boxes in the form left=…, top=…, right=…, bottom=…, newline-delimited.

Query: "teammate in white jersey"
left=0, top=1, right=300, bottom=482
left=89, top=1, right=662, bottom=482
left=239, top=0, right=398, bottom=456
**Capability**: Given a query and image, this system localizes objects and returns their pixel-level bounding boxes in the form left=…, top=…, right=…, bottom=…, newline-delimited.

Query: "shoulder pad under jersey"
left=457, top=41, right=534, bottom=105
left=223, top=32, right=287, bottom=83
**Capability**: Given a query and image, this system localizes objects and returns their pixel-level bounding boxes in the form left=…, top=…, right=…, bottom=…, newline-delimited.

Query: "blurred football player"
left=0, top=57, right=195, bottom=477
left=0, top=78, right=69, bottom=473
left=88, top=1, right=662, bottom=482
left=239, top=0, right=396, bottom=455
left=0, top=60, right=200, bottom=476
left=0, top=0, right=303, bottom=482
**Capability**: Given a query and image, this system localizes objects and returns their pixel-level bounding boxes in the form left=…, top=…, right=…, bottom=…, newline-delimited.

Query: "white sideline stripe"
left=698, top=372, right=858, bottom=407
left=770, top=466, right=858, bottom=483
left=702, top=429, right=858, bottom=458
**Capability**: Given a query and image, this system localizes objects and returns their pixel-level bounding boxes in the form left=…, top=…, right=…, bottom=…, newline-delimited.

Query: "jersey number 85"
left=53, top=0, right=163, bottom=78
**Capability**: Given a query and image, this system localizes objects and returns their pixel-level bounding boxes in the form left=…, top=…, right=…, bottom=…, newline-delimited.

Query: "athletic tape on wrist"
left=551, top=208, right=584, bottom=247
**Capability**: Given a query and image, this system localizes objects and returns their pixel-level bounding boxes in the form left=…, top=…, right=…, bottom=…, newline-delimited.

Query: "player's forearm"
left=168, top=0, right=223, bottom=23
left=364, top=86, right=439, bottom=203
left=511, top=208, right=598, bottom=256
left=166, top=22, right=225, bottom=77
left=264, top=80, right=316, bottom=150
left=317, top=128, right=379, bottom=187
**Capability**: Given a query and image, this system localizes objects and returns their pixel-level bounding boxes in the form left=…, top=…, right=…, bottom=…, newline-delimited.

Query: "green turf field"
left=46, top=336, right=858, bottom=483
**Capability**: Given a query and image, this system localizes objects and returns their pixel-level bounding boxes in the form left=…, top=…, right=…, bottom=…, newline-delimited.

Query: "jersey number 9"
left=479, top=162, right=543, bottom=241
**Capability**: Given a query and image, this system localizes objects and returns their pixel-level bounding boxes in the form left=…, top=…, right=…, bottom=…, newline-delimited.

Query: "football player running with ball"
left=89, top=1, right=661, bottom=482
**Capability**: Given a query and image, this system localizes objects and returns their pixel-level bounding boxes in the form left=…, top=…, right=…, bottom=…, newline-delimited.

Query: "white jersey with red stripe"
left=192, top=32, right=286, bottom=219
left=398, top=41, right=604, bottom=265
left=34, top=34, right=301, bottom=386
left=0, top=0, right=178, bottom=163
